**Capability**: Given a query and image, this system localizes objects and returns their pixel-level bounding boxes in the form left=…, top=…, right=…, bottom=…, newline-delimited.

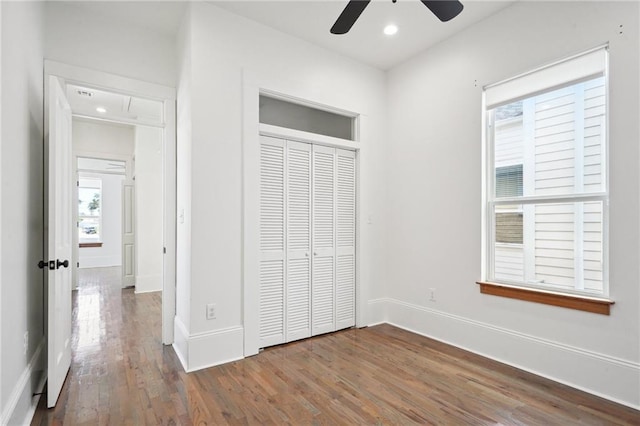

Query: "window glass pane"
left=492, top=201, right=603, bottom=294
left=78, top=178, right=101, bottom=242
left=491, top=76, right=606, bottom=198
left=496, top=165, right=523, bottom=198
left=259, top=95, right=354, bottom=141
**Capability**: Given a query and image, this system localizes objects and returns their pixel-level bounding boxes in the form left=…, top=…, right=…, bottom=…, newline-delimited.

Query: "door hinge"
left=163, top=247, right=166, bottom=254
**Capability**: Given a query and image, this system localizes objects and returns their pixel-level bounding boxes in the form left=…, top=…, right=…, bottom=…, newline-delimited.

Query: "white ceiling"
left=66, top=0, right=515, bottom=70
left=66, top=84, right=164, bottom=125
left=212, top=0, right=516, bottom=70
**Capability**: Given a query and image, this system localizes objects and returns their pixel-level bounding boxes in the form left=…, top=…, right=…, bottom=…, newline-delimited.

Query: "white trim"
left=44, top=61, right=177, bottom=345
left=22, top=369, right=47, bottom=426
left=381, top=297, right=640, bottom=409
left=1, top=339, right=45, bottom=425
left=0, top=1, right=3, bottom=411
left=259, top=123, right=359, bottom=151
left=44, top=60, right=175, bottom=101
left=172, top=317, right=190, bottom=371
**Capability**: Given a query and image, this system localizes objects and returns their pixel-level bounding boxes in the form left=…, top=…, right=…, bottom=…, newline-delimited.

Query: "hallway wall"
left=74, top=119, right=134, bottom=269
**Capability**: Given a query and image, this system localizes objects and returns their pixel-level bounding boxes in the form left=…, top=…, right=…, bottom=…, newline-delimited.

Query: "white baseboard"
left=134, top=274, right=162, bottom=293
left=173, top=317, right=190, bottom=371
left=380, top=297, right=640, bottom=410
left=172, top=317, right=244, bottom=373
left=1, top=338, right=46, bottom=425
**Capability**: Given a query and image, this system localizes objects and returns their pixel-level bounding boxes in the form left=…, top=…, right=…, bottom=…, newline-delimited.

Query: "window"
left=78, top=178, right=102, bottom=244
left=259, top=95, right=356, bottom=141
left=483, top=47, right=608, bottom=299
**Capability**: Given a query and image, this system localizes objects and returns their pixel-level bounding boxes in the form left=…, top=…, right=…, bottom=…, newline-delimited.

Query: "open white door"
left=46, top=76, right=73, bottom=408
left=122, top=180, right=135, bottom=287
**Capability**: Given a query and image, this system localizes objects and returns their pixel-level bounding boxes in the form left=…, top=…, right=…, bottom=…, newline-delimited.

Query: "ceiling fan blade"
left=331, top=0, right=371, bottom=35
left=421, top=0, right=464, bottom=22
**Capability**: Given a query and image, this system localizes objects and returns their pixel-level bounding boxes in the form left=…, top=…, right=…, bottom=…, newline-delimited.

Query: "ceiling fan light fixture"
left=383, top=24, right=398, bottom=36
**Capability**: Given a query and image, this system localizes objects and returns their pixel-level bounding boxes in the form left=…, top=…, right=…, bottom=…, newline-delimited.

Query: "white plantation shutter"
left=259, top=136, right=286, bottom=347
left=312, top=145, right=336, bottom=335
left=336, top=149, right=356, bottom=329
left=286, top=141, right=312, bottom=341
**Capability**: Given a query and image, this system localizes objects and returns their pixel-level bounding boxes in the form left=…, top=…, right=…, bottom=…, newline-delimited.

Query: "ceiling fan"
left=331, top=0, right=464, bottom=35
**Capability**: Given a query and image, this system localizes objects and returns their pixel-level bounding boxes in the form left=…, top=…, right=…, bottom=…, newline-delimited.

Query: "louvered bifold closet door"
left=286, top=141, right=312, bottom=342
left=311, top=145, right=336, bottom=335
left=259, top=136, right=286, bottom=348
left=335, top=149, right=356, bottom=330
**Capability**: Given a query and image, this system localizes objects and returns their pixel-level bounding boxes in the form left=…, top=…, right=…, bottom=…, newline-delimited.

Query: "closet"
left=259, top=135, right=356, bottom=348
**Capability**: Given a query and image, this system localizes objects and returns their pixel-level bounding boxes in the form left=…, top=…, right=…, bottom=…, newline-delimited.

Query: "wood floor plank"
left=30, top=266, right=640, bottom=425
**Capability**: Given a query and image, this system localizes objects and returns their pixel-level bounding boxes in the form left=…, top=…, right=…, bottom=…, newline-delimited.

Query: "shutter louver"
left=312, top=145, right=336, bottom=335
left=286, top=141, right=311, bottom=342
left=259, top=137, right=285, bottom=347
left=336, top=149, right=356, bottom=329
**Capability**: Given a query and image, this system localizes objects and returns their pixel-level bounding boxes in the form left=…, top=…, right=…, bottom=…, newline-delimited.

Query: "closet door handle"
left=313, top=252, right=318, bottom=256
left=305, top=252, right=309, bottom=257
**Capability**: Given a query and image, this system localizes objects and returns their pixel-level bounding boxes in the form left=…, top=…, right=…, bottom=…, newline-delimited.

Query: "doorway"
left=45, top=60, right=176, bottom=347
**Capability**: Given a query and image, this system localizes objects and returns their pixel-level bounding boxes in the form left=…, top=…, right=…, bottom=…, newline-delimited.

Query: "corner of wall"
left=172, top=317, right=244, bottom=373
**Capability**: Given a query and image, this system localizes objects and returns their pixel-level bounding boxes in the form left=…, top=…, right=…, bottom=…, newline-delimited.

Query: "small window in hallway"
left=78, top=177, right=102, bottom=244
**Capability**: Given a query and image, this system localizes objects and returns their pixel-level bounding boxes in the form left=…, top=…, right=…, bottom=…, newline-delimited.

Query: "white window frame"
left=482, top=46, right=610, bottom=298
left=78, top=176, right=103, bottom=244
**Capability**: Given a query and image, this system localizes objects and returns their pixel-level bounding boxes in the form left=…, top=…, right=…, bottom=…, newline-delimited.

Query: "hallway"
left=32, top=267, right=169, bottom=424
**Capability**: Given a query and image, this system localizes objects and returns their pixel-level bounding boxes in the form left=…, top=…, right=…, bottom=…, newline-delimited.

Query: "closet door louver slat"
left=259, top=137, right=286, bottom=347
left=286, top=141, right=312, bottom=342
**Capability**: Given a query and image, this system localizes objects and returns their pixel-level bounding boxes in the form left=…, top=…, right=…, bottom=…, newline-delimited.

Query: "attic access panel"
left=259, top=95, right=355, bottom=141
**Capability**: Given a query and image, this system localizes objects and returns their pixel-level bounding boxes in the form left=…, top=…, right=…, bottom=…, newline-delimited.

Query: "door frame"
left=73, top=151, right=133, bottom=290
left=242, top=70, right=363, bottom=357
left=44, top=60, right=177, bottom=345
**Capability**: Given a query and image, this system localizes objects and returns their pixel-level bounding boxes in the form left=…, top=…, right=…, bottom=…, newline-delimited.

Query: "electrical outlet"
left=206, top=303, right=216, bottom=320
left=429, top=288, right=436, bottom=302
left=23, top=331, right=29, bottom=355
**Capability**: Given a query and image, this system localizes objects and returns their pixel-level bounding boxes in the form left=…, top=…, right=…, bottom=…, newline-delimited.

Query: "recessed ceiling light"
left=96, top=107, right=107, bottom=113
left=384, top=24, right=398, bottom=36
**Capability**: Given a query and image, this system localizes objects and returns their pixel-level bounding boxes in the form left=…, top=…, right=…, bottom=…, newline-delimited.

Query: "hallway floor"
left=32, top=268, right=639, bottom=425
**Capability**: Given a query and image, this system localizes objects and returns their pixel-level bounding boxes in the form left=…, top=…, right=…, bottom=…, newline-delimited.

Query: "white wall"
left=73, top=118, right=135, bottom=158
left=0, top=1, right=46, bottom=424
left=78, top=173, right=125, bottom=268
left=134, top=126, right=163, bottom=293
left=44, top=2, right=177, bottom=87
left=175, top=3, right=388, bottom=370
left=73, top=119, right=133, bottom=269
left=386, top=1, right=639, bottom=408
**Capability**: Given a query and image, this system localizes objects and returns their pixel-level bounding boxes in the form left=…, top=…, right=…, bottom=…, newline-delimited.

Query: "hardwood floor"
left=32, top=268, right=639, bottom=425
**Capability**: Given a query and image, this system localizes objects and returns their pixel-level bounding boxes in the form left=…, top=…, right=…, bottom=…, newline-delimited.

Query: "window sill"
left=476, top=281, right=614, bottom=315
left=79, top=242, right=103, bottom=248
